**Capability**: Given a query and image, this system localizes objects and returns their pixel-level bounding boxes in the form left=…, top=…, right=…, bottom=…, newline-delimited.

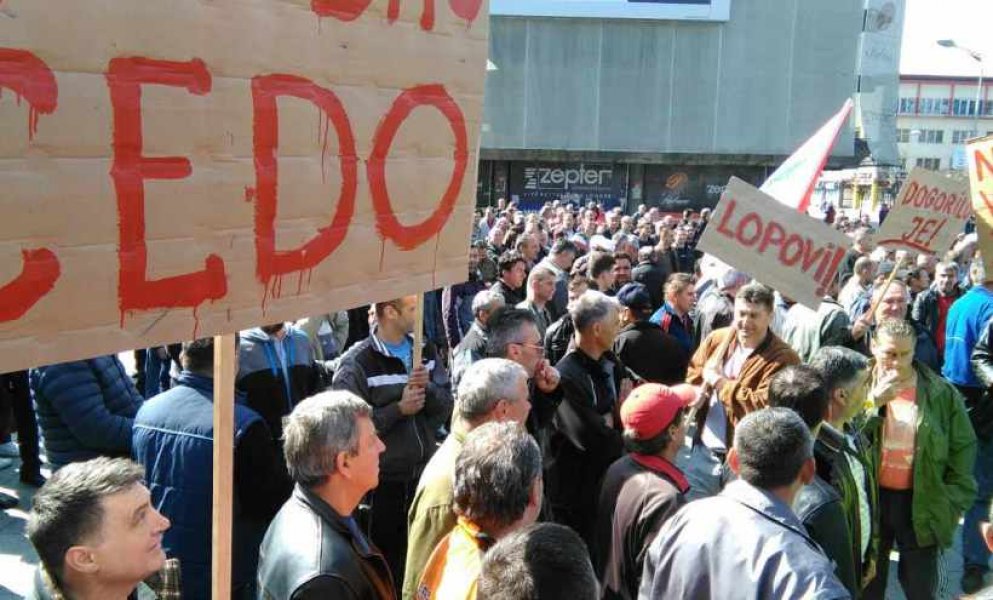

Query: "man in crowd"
left=912, top=261, right=962, bottom=362
left=538, top=238, right=578, bottom=319
left=237, top=322, right=320, bottom=442
left=26, top=458, right=177, bottom=600
left=485, top=308, right=562, bottom=440
left=768, top=366, right=857, bottom=597
left=332, top=296, right=453, bottom=586
left=416, top=422, right=543, bottom=599
left=515, top=233, right=541, bottom=268
left=693, top=268, right=749, bottom=347
left=613, top=283, right=688, bottom=385
left=30, top=354, right=145, bottom=471
left=684, top=282, right=800, bottom=498
left=650, top=273, right=697, bottom=356
left=781, top=273, right=853, bottom=363
left=517, top=264, right=557, bottom=338
left=595, top=383, right=696, bottom=599
left=133, top=338, right=292, bottom=600
left=632, top=246, right=669, bottom=311
left=941, top=267, right=993, bottom=594
left=544, top=272, right=591, bottom=365
left=639, top=408, right=849, bottom=599
left=862, top=320, right=976, bottom=599
left=479, top=523, right=598, bottom=600
left=839, top=256, right=876, bottom=321
left=403, top=358, right=531, bottom=600
left=810, top=346, right=878, bottom=595
left=547, top=291, right=628, bottom=545
left=451, top=289, right=505, bottom=388
left=257, top=392, right=394, bottom=599
left=587, top=251, right=617, bottom=293
left=492, top=251, right=528, bottom=307
left=839, top=227, right=875, bottom=284
left=611, top=252, right=633, bottom=292
left=442, top=240, right=488, bottom=350
left=852, top=279, right=939, bottom=371
left=672, top=226, right=700, bottom=274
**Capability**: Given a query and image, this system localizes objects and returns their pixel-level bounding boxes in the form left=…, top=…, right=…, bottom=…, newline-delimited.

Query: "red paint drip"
left=191, top=304, right=201, bottom=339
left=449, top=0, right=483, bottom=25
left=311, top=0, right=373, bottom=21
left=0, top=49, right=58, bottom=140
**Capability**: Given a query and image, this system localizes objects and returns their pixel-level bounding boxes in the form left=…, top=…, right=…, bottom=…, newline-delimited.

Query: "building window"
left=916, top=157, right=941, bottom=170
left=916, top=129, right=944, bottom=144
left=899, top=98, right=917, bottom=114
left=952, top=130, right=976, bottom=144
left=897, top=128, right=911, bottom=143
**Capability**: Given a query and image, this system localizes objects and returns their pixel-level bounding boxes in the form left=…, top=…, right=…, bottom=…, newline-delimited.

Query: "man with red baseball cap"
left=593, top=383, right=697, bottom=600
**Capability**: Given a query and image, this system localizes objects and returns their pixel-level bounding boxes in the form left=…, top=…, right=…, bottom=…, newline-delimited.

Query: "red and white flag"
left=760, top=99, right=854, bottom=213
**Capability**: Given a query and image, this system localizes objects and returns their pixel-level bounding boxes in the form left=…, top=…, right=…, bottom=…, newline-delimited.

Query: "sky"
left=900, top=0, right=993, bottom=76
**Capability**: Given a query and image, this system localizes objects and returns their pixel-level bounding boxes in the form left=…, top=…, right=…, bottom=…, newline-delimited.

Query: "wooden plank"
left=212, top=334, right=236, bottom=600
left=412, top=294, right=425, bottom=369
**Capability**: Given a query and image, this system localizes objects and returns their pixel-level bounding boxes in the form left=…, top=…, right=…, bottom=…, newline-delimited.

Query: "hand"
left=398, top=384, right=426, bottom=416
left=703, top=367, right=726, bottom=391
left=982, top=522, right=993, bottom=553
left=407, top=365, right=429, bottom=389
left=852, top=316, right=871, bottom=341
left=870, top=369, right=902, bottom=407
left=534, top=360, right=560, bottom=393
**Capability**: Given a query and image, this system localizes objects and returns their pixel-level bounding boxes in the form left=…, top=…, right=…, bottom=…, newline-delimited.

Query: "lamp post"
left=938, top=39, right=984, bottom=137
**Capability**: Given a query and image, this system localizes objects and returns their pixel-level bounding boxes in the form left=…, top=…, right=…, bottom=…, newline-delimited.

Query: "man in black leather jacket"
left=257, top=391, right=395, bottom=600
left=768, top=365, right=858, bottom=597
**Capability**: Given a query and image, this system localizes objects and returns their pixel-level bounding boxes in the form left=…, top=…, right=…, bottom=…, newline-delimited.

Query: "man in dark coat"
left=632, top=246, right=670, bottom=311
left=613, top=283, right=688, bottom=385
left=594, top=383, right=695, bottom=600
left=548, top=290, right=630, bottom=546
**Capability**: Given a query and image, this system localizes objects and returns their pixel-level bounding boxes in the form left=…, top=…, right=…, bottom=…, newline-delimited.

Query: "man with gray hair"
left=912, top=260, right=962, bottom=361
left=518, top=264, right=557, bottom=338
left=257, top=391, right=394, bottom=600
left=547, top=290, right=630, bottom=546
left=640, top=407, right=849, bottom=599
left=416, top=422, right=543, bottom=599
left=403, top=358, right=530, bottom=600
left=451, top=289, right=505, bottom=388
left=693, top=268, right=749, bottom=347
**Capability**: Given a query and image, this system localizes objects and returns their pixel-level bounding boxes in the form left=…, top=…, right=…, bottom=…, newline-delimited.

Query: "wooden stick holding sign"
left=212, top=334, right=236, bottom=600
left=862, top=254, right=907, bottom=326
left=412, top=294, right=425, bottom=370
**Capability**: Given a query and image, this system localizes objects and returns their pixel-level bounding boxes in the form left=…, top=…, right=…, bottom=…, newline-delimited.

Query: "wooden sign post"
left=211, top=335, right=236, bottom=599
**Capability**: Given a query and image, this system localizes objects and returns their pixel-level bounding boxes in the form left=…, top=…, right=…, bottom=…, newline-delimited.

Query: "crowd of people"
left=3, top=196, right=993, bottom=599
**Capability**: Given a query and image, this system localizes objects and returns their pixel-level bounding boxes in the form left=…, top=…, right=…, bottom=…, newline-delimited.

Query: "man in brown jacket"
left=681, top=282, right=800, bottom=499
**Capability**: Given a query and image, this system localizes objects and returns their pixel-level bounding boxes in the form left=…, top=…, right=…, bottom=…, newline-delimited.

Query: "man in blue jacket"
left=943, top=268, right=993, bottom=593
left=133, top=337, right=292, bottom=600
left=30, top=354, right=144, bottom=470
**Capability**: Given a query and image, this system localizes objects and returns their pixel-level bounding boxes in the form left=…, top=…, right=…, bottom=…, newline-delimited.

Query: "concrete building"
left=896, top=75, right=991, bottom=172
left=478, top=0, right=871, bottom=212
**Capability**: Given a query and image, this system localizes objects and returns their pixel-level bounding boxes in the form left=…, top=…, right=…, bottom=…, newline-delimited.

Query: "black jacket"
left=693, top=290, right=734, bottom=349
left=912, top=284, right=963, bottom=351
left=257, top=486, right=395, bottom=600
left=793, top=427, right=859, bottom=598
left=632, top=261, right=670, bottom=311
left=491, top=279, right=524, bottom=307
left=544, top=314, right=575, bottom=367
left=968, top=317, right=993, bottom=439
left=613, top=321, right=688, bottom=385
left=547, top=348, right=625, bottom=546
left=332, top=334, right=452, bottom=482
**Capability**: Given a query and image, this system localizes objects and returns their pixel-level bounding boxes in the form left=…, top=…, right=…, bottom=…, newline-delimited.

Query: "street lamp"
left=938, top=39, right=984, bottom=137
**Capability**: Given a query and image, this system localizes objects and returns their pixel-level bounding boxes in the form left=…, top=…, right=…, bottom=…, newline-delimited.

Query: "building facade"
left=477, top=0, right=871, bottom=212
left=896, top=75, right=992, bottom=172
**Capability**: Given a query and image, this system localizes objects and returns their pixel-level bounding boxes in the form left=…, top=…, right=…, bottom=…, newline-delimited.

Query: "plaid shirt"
left=34, top=558, right=181, bottom=600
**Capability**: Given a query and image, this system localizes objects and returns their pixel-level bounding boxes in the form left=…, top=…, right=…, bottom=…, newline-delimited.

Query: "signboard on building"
left=698, top=178, right=851, bottom=310
left=491, top=0, right=731, bottom=21
left=644, top=165, right=766, bottom=213
left=875, top=168, right=971, bottom=255
left=0, top=0, right=488, bottom=372
left=509, top=162, right=626, bottom=210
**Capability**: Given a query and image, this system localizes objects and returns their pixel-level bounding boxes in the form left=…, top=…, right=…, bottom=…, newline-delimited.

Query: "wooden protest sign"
left=968, top=135, right=993, bottom=276
left=698, top=177, right=851, bottom=310
left=0, top=0, right=488, bottom=373
left=875, top=167, right=971, bottom=255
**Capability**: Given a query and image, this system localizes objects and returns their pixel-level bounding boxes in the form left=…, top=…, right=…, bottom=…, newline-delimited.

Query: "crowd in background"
left=4, top=196, right=993, bottom=599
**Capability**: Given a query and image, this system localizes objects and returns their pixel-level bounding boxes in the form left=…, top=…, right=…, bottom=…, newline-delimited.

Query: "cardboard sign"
left=698, top=178, right=852, bottom=310
left=968, top=135, right=993, bottom=278
left=875, top=167, right=971, bottom=255
left=0, top=1, right=488, bottom=372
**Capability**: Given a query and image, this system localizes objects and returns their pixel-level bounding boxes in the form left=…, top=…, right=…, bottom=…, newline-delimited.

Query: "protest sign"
left=698, top=177, right=852, bottom=310
left=0, top=0, right=488, bottom=373
left=968, top=135, right=993, bottom=276
left=875, top=167, right=971, bottom=255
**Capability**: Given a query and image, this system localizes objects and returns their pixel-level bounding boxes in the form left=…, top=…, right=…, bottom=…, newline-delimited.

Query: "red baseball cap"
left=620, top=383, right=698, bottom=440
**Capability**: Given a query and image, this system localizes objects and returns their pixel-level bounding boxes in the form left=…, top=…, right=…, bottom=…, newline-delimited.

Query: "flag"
left=760, top=99, right=854, bottom=213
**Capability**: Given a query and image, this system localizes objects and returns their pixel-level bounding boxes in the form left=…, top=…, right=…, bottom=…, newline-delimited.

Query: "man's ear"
left=799, top=456, right=816, bottom=485
left=65, top=545, right=99, bottom=576
left=335, top=451, right=351, bottom=479
left=727, top=447, right=741, bottom=476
